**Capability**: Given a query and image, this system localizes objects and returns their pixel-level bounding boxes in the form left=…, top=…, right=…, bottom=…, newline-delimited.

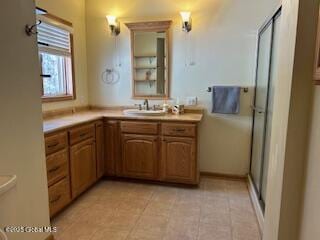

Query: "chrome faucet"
left=143, top=99, right=149, bottom=110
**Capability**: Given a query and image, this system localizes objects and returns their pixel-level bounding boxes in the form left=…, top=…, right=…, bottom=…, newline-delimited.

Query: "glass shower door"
left=250, top=8, right=281, bottom=210
left=250, top=21, right=273, bottom=196
left=260, top=11, right=282, bottom=205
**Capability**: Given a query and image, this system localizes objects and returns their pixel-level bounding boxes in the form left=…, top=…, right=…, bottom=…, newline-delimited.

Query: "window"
left=37, top=15, right=75, bottom=102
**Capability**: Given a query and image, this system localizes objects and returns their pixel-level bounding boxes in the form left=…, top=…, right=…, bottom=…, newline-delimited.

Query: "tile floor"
left=52, top=178, right=261, bottom=240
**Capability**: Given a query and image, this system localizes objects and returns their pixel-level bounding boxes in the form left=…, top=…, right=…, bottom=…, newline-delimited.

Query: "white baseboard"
left=247, top=175, right=264, bottom=234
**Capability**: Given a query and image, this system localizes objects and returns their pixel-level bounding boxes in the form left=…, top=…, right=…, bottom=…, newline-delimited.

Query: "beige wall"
left=299, top=88, right=320, bottom=240
left=86, top=0, right=280, bottom=175
left=298, top=9, right=320, bottom=239
left=36, top=0, right=89, bottom=111
left=0, top=0, right=50, bottom=239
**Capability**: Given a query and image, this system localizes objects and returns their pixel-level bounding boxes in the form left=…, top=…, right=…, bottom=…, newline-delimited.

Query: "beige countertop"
left=43, top=110, right=203, bottom=134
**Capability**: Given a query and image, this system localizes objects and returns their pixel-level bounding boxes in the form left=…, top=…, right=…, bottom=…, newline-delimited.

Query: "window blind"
left=37, top=21, right=71, bottom=54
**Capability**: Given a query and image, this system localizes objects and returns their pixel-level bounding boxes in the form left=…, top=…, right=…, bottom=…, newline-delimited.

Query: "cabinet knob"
left=48, top=142, right=59, bottom=148
left=80, top=132, right=88, bottom=137
left=175, top=128, right=186, bottom=132
left=48, top=166, right=60, bottom=173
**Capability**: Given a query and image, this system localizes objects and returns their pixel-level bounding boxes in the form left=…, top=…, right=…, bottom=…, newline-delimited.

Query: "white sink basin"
left=0, top=229, right=7, bottom=240
left=0, top=175, right=17, bottom=196
left=123, top=109, right=166, bottom=116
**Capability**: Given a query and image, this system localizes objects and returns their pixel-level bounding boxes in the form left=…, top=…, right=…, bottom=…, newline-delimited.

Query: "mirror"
left=126, top=21, right=172, bottom=99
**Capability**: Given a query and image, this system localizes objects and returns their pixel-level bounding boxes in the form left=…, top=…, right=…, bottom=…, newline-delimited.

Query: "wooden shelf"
left=134, top=79, right=157, bottom=82
left=134, top=55, right=157, bottom=58
left=134, top=66, right=157, bottom=70
left=134, top=55, right=166, bottom=58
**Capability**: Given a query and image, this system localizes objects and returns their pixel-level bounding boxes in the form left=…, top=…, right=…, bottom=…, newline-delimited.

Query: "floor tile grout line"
left=227, top=181, right=236, bottom=240
left=88, top=186, right=120, bottom=240
left=124, top=188, right=155, bottom=240
left=52, top=179, right=260, bottom=240
left=195, top=191, right=202, bottom=240
left=196, top=181, right=209, bottom=240
left=52, top=196, right=91, bottom=238
left=163, top=189, right=178, bottom=239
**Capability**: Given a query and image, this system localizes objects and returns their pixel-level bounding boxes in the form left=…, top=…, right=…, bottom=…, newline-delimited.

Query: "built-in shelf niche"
left=126, top=20, right=171, bottom=99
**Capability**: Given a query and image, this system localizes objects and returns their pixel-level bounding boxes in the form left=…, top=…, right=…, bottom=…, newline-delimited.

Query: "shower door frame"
left=249, top=6, right=282, bottom=212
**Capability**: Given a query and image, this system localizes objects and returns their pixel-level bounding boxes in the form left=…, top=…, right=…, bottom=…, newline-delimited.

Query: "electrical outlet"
left=186, top=97, right=198, bottom=106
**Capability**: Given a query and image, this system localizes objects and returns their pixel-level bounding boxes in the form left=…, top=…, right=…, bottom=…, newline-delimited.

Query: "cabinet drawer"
left=120, top=121, right=158, bottom=135
left=46, top=149, right=69, bottom=187
left=69, top=124, right=95, bottom=145
left=48, top=177, right=71, bottom=217
left=162, top=123, right=196, bottom=137
left=45, top=132, right=68, bottom=156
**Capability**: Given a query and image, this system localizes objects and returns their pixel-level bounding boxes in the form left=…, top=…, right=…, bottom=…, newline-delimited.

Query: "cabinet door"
left=105, top=120, right=120, bottom=176
left=161, top=136, right=197, bottom=184
left=121, top=134, right=158, bottom=180
left=96, top=122, right=105, bottom=179
left=70, top=138, right=96, bottom=198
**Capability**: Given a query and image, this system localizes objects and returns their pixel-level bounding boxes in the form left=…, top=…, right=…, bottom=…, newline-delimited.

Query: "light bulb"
left=180, top=12, right=191, bottom=23
left=106, top=15, right=117, bottom=26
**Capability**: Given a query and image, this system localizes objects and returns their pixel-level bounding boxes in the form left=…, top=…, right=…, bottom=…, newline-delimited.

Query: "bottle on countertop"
left=163, top=100, right=169, bottom=113
left=173, top=97, right=185, bottom=115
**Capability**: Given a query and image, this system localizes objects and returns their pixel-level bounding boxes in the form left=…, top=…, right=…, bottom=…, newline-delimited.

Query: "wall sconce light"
left=180, top=11, right=192, bottom=32
left=106, top=15, right=120, bottom=36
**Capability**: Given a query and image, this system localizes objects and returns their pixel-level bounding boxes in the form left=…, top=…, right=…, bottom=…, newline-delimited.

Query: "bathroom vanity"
left=107, top=120, right=198, bottom=184
left=42, top=19, right=203, bottom=218
left=43, top=109, right=202, bottom=217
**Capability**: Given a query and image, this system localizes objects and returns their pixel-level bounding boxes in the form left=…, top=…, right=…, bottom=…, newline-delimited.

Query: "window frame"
left=38, top=12, right=76, bottom=103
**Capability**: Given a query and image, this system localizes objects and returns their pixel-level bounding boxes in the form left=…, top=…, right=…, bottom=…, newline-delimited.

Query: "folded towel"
left=211, top=86, right=241, bottom=114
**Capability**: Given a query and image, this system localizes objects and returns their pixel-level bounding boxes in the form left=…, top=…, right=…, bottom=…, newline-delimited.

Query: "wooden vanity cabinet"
left=70, top=138, right=97, bottom=198
left=121, top=134, right=159, bottom=180
left=44, top=118, right=199, bottom=218
left=45, top=131, right=71, bottom=218
left=96, top=121, right=105, bottom=179
left=45, top=132, right=68, bottom=156
left=120, top=121, right=158, bottom=135
left=45, top=121, right=104, bottom=217
left=48, top=177, right=71, bottom=217
left=104, top=120, right=120, bottom=176
left=160, top=123, right=198, bottom=184
left=119, top=121, right=159, bottom=180
left=69, top=124, right=97, bottom=198
left=46, top=149, right=69, bottom=187
left=69, top=123, right=95, bottom=145
left=111, top=120, right=199, bottom=184
left=161, top=136, right=197, bottom=184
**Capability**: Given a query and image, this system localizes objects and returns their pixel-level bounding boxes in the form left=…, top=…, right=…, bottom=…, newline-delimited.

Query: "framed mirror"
left=125, top=21, right=172, bottom=99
